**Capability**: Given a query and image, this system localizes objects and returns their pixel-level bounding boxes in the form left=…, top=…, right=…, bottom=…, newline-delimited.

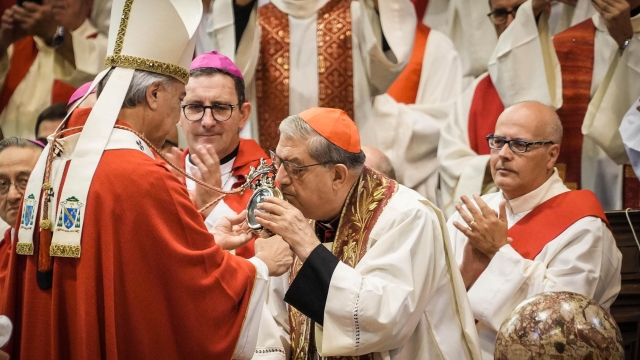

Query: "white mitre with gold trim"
left=17, top=0, right=202, bottom=260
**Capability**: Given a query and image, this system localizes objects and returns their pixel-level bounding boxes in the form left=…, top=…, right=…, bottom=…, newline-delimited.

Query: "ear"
left=146, top=82, right=162, bottom=111
left=547, top=144, right=560, bottom=170
left=238, top=101, right=251, bottom=131
left=331, top=164, right=349, bottom=191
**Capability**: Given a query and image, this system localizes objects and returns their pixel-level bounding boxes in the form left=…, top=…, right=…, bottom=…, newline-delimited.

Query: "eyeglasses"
left=0, top=178, right=29, bottom=195
left=270, top=150, right=329, bottom=179
left=181, top=103, right=240, bottom=122
left=486, top=134, right=554, bottom=153
left=487, top=4, right=521, bottom=25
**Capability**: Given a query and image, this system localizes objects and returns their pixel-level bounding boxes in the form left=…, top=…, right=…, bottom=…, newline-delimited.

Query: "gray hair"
left=547, top=112, right=563, bottom=145
left=0, top=137, right=43, bottom=154
left=97, top=69, right=178, bottom=109
left=278, top=115, right=366, bottom=170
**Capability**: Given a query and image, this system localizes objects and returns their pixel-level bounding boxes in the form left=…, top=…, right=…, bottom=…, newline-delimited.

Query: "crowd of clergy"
left=0, top=0, right=636, bottom=359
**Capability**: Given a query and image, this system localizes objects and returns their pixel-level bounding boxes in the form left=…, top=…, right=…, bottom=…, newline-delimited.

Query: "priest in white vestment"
left=487, top=0, right=640, bottom=210
left=0, top=0, right=110, bottom=139
left=448, top=102, right=622, bottom=360
left=208, top=0, right=416, bottom=148
left=250, top=107, right=481, bottom=360
left=437, top=0, right=559, bottom=218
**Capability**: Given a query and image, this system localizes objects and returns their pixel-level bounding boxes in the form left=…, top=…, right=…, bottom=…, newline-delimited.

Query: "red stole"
left=468, top=75, right=505, bottom=155
left=0, top=37, right=77, bottom=114
left=387, top=23, right=431, bottom=104
left=288, top=166, right=398, bottom=360
left=553, top=19, right=596, bottom=190
left=256, top=0, right=354, bottom=152
left=182, top=139, right=267, bottom=258
left=508, top=190, right=607, bottom=260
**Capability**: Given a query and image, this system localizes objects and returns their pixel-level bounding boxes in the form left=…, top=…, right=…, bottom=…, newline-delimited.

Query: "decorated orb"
left=495, top=291, right=624, bottom=360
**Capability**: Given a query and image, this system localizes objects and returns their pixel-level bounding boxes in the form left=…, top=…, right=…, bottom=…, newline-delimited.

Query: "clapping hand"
left=453, top=194, right=511, bottom=258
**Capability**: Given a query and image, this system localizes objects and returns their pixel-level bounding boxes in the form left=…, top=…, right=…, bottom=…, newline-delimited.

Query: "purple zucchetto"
left=190, top=51, right=243, bottom=79
left=67, top=82, right=96, bottom=109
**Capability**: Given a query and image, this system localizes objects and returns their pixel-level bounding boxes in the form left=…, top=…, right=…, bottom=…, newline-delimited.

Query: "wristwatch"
left=51, top=26, right=65, bottom=48
left=619, top=37, right=632, bottom=54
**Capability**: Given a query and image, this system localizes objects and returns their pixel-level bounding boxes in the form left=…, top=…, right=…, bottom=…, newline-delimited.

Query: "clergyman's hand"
left=453, top=194, right=511, bottom=258
left=12, top=3, right=57, bottom=41
left=164, top=146, right=186, bottom=184
left=254, top=196, right=319, bottom=262
left=592, top=0, right=634, bottom=48
left=459, top=241, right=491, bottom=290
left=254, top=235, right=293, bottom=276
left=191, top=144, right=223, bottom=215
left=0, top=8, right=27, bottom=51
left=211, top=210, right=254, bottom=251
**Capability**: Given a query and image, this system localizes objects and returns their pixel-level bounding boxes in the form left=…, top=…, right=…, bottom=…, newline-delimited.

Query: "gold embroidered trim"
left=113, top=0, right=133, bottom=56
left=104, top=55, right=189, bottom=84
left=16, top=242, right=34, bottom=255
left=50, top=244, right=81, bottom=258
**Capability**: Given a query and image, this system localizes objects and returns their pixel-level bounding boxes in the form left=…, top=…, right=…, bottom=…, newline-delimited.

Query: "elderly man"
left=173, top=51, right=266, bottom=257
left=251, top=107, right=481, bottom=359
left=481, top=0, right=640, bottom=210
left=448, top=101, right=622, bottom=360
left=437, top=0, right=566, bottom=218
left=0, top=0, right=292, bottom=358
left=362, top=145, right=396, bottom=180
left=34, top=103, right=66, bottom=141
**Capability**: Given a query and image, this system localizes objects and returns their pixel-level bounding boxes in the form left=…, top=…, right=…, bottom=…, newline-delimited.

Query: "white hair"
left=97, top=69, right=178, bottom=109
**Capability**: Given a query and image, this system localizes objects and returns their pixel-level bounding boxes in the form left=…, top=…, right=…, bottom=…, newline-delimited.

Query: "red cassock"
left=0, top=108, right=258, bottom=359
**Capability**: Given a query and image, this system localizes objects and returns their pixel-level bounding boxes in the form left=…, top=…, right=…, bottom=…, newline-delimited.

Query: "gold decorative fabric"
left=256, top=0, right=354, bottom=152
left=256, top=3, right=290, bottom=152
left=317, top=0, right=354, bottom=119
left=289, top=166, right=398, bottom=360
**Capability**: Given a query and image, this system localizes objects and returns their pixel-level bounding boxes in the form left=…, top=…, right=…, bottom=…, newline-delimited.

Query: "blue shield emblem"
left=20, top=194, right=37, bottom=230
left=56, top=196, right=83, bottom=232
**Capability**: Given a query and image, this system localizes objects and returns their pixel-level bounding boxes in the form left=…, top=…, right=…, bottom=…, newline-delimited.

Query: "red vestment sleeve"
left=0, top=149, right=258, bottom=359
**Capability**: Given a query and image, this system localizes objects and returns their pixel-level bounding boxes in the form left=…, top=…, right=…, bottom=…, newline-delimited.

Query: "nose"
left=200, top=108, right=217, bottom=128
left=7, top=183, right=23, bottom=203
left=275, top=165, right=291, bottom=186
left=498, top=143, right=514, bottom=160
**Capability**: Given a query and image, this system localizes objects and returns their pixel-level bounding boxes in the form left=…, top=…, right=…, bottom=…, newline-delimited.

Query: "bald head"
left=490, top=101, right=562, bottom=199
left=362, top=146, right=396, bottom=180
left=497, top=101, right=562, bottom=144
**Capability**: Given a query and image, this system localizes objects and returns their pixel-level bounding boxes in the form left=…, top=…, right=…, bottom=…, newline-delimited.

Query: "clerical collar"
left=188, top=143, right=239, bottom=166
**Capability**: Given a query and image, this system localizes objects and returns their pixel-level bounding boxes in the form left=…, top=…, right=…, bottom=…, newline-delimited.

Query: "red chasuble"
left=508, top=190, right=608, bottom=260
left=0, top=108, right=258, bottom=359
left=182, top=138, right=267, bottom=258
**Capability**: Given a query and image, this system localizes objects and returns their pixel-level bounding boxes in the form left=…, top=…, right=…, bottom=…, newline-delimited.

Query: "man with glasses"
left=447, top=101, right=622, bottom=360
left=486, top=0, right=640, bottom=211
left=173, top=51, right=267, bottom=258
left=250, top=107, right=482, bottom=359
left=437, top=0, right=565, bottom=218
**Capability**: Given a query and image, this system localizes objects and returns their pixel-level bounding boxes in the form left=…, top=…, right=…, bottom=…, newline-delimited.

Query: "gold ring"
left=469, top=220, right=476, bottom=226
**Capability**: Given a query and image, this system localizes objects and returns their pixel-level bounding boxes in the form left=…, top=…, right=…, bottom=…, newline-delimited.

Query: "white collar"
left=185, top=152, right=235, bottom=177
left=501, top=168, right=570, bottom=215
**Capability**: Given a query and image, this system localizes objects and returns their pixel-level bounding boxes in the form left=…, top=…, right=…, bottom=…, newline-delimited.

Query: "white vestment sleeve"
left=582, top=35, right=640, bottom=165
left=356, top=0, right=416, bottom=95
left=445, top=0, right=497, bottom=84
left=318, top=192, right=480, bottom=358
left=488, top=0, right=562, bottom=109
left=620, top=98, right=640, bottom=178
left=437, top=75, right=492, bottom=218
left=204, top=199, right=239, bottom=230
left=371, top=30, right=462, bottom=203
left=450, top=216, right=621, bottom=332
left=252, top=274, right=290, bottom=359
left=232, top=257, right=270, bottom=360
